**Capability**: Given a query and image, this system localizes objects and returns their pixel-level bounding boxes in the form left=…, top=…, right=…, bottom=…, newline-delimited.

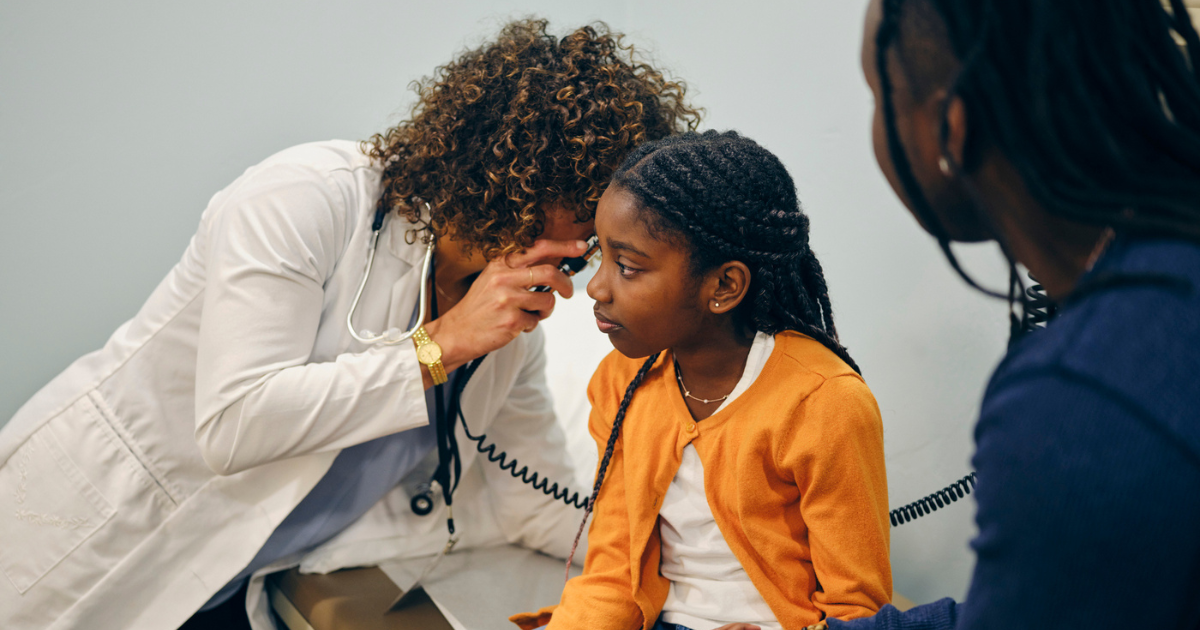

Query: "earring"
left=714, top=302, right=720, bottom=309
left=938, top=156, right=952, bottom=176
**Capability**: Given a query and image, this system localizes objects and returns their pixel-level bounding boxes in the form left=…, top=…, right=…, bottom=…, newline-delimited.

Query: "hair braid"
left=610, top=130, right=861, bottom=374
left=877, top=0, right=1200, bottom=311
left=564, top=353, right=660, bottom=578
left=803, top=254, right=840, bottom=340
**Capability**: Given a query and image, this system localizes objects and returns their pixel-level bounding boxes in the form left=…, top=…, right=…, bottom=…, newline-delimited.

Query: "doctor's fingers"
left=505, top=238, right=588, bottom=269
left=521, top=263, right=574, bottom=298
left=482, top=259, right=571, bottom=297
left=510, top=288, right=556, bottom=322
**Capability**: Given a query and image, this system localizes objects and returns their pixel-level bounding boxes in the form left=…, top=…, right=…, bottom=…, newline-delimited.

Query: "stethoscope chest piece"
left=410, top=491, right=435, bottom=516
left=410, top=480, right=438, bottom=516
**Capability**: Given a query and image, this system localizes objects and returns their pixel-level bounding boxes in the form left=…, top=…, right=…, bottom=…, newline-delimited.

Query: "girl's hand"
left=423, top=238, right=586, bottom=376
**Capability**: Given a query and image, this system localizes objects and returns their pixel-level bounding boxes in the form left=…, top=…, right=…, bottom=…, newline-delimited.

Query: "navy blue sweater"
left=831, top=236, right=1200, bottom=629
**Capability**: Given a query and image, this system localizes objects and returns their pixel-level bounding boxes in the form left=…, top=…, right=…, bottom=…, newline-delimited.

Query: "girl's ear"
left=708, top=261, right=751, bottom=314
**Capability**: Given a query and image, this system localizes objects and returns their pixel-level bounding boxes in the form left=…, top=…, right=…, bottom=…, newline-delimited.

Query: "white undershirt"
left=659, top=332, right=779, bottom=630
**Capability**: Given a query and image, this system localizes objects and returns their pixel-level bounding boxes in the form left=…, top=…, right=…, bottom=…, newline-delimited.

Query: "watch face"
left=417, top=342, right=443, bottom=364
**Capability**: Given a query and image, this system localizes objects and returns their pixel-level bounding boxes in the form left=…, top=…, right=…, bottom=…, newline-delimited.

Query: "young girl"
left=515, top=130, right=891, bottom=630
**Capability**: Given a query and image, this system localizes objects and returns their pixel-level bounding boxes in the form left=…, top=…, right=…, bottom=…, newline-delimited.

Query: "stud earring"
left=714, top=302, right=720, bottom=309
left=938, top=156, right=952, bottom=176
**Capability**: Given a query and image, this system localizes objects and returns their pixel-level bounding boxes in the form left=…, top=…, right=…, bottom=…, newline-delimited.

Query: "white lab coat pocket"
left=0, top=425, right=115, bottom=593
left=0, top=393, right=178, bottom=626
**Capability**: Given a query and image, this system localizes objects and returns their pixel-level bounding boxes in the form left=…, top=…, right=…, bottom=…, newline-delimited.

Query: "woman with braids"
left=511, top=131, right=891, bottom=630
left=0, top=19, right=699, bottom=630
left=828, top=0, right=1200, bottom=628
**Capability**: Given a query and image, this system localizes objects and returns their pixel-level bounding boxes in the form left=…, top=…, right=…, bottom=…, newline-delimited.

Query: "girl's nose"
left=586, top=263, right=610, bottom=303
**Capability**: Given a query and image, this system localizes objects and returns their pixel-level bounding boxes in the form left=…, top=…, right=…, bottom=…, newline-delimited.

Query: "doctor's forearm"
left=195, top=345, right=429, bottom=475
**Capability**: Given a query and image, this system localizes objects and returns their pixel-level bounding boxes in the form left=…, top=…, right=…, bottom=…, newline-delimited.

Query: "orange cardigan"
left=547, top=332, right=891, bottom=630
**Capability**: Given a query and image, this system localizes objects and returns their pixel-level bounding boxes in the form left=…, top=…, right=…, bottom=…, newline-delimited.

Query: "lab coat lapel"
left=334, top=211, right=425, bottom=356
left=386, top=263, right=423, bottom=334
left=384, top=211, right=432, bottom=333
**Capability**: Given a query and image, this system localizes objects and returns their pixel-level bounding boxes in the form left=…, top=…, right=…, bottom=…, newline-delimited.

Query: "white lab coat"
left=0, top=141, right=584, bottom=630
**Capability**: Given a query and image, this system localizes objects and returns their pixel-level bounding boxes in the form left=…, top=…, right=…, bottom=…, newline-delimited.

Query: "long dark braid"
left=876, top=0, right=1200, bottom=317
left=564, top=352, right=659, bottom=578
left=611, top=130, right=860, bottom=373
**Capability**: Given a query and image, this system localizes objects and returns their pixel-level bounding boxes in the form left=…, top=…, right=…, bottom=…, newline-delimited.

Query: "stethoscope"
left=345, top=203, right=463, bottom=513
left=344, top=203, right=483, bottom=599
left=345, top=205, right=436, bottom=346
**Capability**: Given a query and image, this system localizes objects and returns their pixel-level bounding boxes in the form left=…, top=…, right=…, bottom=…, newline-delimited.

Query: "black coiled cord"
left=889, top=472, right=977, bottom=527
left=450, top=356, right=590, bottom=510
left=1022, top=276, right=1057, bottom=329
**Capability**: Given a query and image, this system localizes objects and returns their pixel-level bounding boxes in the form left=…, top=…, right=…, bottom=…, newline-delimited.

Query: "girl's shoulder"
left=770, top=331, right=864, bottom=384
left=766, top=333, right=883, bottom=450
left=756, top=332, right=880, bottom=427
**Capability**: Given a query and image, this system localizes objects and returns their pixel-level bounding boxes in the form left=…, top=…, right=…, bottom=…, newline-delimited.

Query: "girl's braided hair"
left=565, top=130, right=856, bottom=575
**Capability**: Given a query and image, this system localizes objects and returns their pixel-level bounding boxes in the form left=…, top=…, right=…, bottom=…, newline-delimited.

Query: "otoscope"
left=532, top=235, right=601, bottom=293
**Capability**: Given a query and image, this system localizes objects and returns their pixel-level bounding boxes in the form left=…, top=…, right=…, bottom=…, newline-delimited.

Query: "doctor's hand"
left=420, top=238, right=586, bottom=385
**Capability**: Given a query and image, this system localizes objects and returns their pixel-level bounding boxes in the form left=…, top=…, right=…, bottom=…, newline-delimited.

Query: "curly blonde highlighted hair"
left=364, top=18, right=701, bottom=258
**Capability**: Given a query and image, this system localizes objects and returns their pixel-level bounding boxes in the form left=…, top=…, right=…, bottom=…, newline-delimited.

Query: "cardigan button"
left=685, top=424, right=696, bottom=433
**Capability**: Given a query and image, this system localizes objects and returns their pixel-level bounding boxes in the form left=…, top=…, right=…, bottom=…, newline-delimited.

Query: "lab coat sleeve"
left=784, top=374, right=892, bottom=621
left=193, top=163, right=427, bottom=475
left=477, top=327, right=586, bottom=560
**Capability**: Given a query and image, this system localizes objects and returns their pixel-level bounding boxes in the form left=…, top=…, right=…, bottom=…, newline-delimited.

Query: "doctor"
left=0, top=18, right=700, bottom=630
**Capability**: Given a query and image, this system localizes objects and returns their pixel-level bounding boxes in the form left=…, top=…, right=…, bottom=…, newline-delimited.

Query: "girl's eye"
left=616, top=261, right=639, bottom=278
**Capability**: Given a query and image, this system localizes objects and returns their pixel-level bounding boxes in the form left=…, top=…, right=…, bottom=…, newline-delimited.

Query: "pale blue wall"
left=1, top=0, right=1013, bottom=605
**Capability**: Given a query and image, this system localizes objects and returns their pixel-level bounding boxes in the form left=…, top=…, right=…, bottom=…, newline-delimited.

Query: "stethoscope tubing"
left=346, top=209, right=435, bottom=346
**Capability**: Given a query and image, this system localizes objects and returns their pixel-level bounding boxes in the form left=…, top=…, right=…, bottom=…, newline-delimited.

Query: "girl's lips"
left=596, top=319, right=623, bottom=334
left=594, top=312, right=623, bottom=334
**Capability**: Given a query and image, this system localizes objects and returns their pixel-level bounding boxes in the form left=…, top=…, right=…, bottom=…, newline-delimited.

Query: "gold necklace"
left=674, top=359, right=731, bottom=405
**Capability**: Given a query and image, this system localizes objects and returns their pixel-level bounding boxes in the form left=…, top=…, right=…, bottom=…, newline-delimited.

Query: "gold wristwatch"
left=412, top=327, right=448, bottom=385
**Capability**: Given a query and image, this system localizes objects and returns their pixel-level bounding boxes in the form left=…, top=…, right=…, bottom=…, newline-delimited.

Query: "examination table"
left=266, top=544, right=915, bottom=630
